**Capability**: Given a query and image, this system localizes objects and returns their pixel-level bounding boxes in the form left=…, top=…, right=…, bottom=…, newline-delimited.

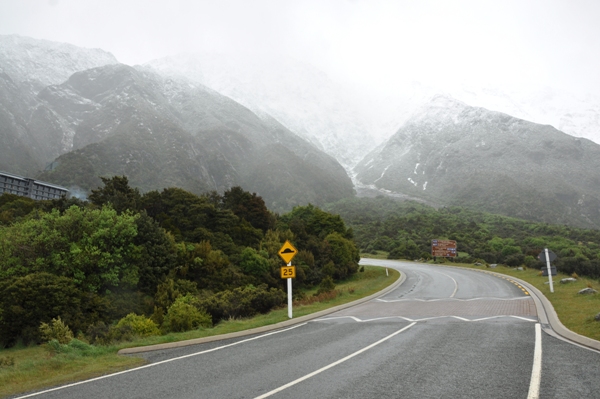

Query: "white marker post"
left=287, top=262, right=293, bottom=319
left=545, top=248, right=554, bottom=293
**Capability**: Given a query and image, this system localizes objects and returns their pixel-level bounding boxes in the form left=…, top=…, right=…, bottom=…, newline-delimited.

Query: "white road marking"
left=253, top=322, right=417, bottom=399
left=313, top=315, right=537, bottom=323
left=438, top=271, right=459, bottom=297
left=376, top=297, right=531, bottom=303
left=12, top=323, right=309, bottom=399
left=527, top=323, right=543, bottom=399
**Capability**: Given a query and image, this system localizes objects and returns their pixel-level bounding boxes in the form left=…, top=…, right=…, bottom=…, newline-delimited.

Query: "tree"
left=89, top=175, right=141, bottom=214
left=135, top=212, right=177, bottom=294
left=0, top=205, right=140, bottom=293
left=324, top=232, right=360, bottom=279
left=239, top=247, right=271, bottom=277
left=0, top=193, right=36, bottom=225
left=221, top=187, right=275, bottom=232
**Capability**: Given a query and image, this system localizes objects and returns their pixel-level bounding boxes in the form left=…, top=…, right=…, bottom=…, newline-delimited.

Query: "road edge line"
left=119, top=267, right=406, bottom=354
left=526, top=323, right=542, bottom=399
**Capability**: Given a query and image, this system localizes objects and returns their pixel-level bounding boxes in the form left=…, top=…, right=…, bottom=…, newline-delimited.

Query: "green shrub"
left=316, top=276, right=336, bottom=295
left=86, top=321, right=111, bottom=345
left=154, top=278, right=198, bottom=312
left=115, top=313, right=160, bottom=337
left=104, top=290, right=154, bottom=323
left=198, top=284, right=285, bottom=322
left=107, top=325, right=135, bottom=343
left=162, top=295, right=212, bottom=333
left=39, top=317, right=74, bottom=344
left=85, top=321, right=136, bottom=345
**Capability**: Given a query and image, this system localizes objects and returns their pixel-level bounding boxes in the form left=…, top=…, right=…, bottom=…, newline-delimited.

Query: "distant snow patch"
left=414, top=163, right=420, bottom=174
left=423, top=181, right=428, bottom=190
left=407, top=177, right=417, bottom=187
left=374, top=164, right=392, bottom=183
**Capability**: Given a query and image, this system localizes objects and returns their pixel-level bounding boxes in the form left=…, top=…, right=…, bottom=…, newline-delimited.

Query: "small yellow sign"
left=280, top=266, right=296, bottom=279
left=278, top=240, right=298, bottom=264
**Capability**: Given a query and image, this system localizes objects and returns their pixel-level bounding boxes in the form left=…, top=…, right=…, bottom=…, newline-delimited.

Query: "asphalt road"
left=15, top=259, right=600, bottom=399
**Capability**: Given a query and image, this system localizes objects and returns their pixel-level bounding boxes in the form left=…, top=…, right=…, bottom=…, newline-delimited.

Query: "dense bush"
left=0, top=273, right=86, bottom=346
left=0, top=179, right=361, bottom=347
left=162, top=295, right=212, bottom=332
left=198, top=284, right=286, bottom=322
left=154, top=278, right=199, bottom=312
left=328, top=197, right=600, bottom=278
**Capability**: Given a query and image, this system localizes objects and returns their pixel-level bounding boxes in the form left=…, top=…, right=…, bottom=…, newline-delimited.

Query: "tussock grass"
left=0, top=266, right=398, bottom=398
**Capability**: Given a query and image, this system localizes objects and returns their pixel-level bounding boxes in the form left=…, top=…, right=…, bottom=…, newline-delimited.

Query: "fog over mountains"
left=146, top=53, right=383, bottom=169
left=0, top=35, right=354, bottom=211
left=1, top=35, right=600, bottom=226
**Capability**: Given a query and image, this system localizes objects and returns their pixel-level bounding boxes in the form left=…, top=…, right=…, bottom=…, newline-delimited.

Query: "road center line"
left=438, top=271, right=458, bottom=297
left=253, top=322, right=417, bottom=399
left=527, top=323, right=542, bottom=399
left=13, top=323, right=308, bottom=399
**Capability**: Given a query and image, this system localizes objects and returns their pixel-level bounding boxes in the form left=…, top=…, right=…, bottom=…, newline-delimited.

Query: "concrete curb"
left=444, top=264, right=600, bottom=352
left=496, top=273, right=600, bottom=352
left=118, top=269, right=406, bottom=355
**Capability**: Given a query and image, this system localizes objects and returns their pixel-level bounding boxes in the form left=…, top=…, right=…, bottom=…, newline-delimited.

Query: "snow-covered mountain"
left=447, top=84, right=600, bottom=146
left=0, top=36, right=354, bottom=209
left=0, top=34, right=118, bottom=93
left=147, top=53, right=600, bottom=175
left=146, top=53, right=384, bottom=170
left=3, top=34, right=600, bottom=223
left=354, top=95, right=600, bottom=229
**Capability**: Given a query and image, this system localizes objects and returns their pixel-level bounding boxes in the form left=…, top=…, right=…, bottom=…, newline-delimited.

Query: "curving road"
left=13, top=259, right=600, bottom=399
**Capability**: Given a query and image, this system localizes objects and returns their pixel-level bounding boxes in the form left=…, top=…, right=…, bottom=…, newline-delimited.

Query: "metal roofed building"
left=0, top=171, right=69, bottom=200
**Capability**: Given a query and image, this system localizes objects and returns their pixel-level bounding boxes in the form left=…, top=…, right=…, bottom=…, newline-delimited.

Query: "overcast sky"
left=1, top=0, right=599, bottom=96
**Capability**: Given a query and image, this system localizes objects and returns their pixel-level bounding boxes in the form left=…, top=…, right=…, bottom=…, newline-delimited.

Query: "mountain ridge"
left=354, top=95, right=600, bottom=229
left=34, top=63, right=354, bottom=210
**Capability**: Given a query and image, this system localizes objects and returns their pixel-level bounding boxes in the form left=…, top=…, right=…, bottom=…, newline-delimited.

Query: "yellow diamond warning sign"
left=278, top=240, right=298, bottom=264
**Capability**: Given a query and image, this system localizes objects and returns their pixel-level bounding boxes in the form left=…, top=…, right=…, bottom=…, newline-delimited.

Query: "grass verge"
left=444, top=262, right=600, bottom=341
left=359, top=250, right=389, bottom=259
left=0, top=266, right=398, bottom=398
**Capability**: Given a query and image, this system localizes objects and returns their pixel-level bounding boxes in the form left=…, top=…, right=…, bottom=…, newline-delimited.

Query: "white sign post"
left=545, top=248, right=554, bottom=293
left=278, top=240, right=298, bottom=319
left=287, top=262, right=293, bottom=319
